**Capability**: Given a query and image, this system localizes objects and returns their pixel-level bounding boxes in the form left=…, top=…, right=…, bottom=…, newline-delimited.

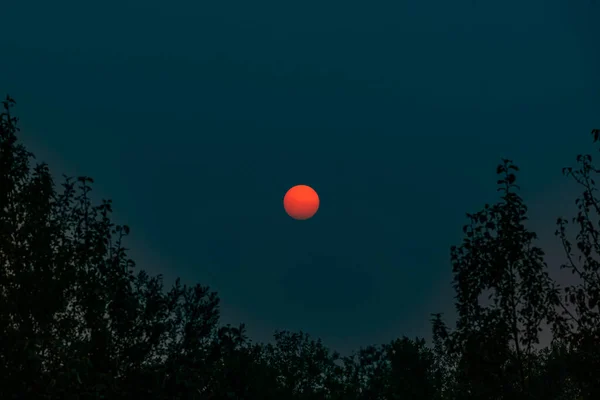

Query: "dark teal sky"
left=2, top=0, right=599, bottom=354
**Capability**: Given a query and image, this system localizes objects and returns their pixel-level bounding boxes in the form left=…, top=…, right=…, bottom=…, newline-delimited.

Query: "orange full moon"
left=283, top=185, right=320, bottom=220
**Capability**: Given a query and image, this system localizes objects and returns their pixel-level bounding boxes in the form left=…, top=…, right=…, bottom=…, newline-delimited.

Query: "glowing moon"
left=283, top=185, right=319, bottom=220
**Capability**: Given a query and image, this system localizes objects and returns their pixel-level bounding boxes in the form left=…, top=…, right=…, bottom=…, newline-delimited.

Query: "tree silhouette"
left=432, top=158, right=581, bottom=400
left=552, top=128, right=600, bottom=399
left=1, top=94, right=598, bottom=399
left=0, top=95, right=225, bottom=398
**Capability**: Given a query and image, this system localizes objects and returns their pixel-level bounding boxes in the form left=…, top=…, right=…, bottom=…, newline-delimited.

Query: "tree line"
left=1, top=95, right=599, bottom=399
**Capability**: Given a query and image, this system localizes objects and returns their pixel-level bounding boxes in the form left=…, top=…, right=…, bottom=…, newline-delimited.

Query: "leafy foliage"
left=1, top=95, right=598, bottom=399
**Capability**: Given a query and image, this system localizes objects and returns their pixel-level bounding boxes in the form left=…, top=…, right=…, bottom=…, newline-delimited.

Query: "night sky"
left=2, top=0, right=599, bottom=355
